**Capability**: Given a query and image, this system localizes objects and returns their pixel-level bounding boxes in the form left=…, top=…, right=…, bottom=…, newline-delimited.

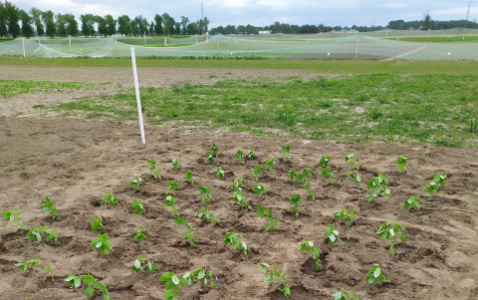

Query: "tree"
left=19, top=9, right=34, bottom=38
left=153, top=14, right=163, bottom=36
left=117, top=15, right=131, bottom=36
left=130, top=19, right=139, bottom=36
left=56, top=14, right=68, bottom=38
left=30, top=7, right=44, bottom=37
left=80, top=14, right=95, bottom=37
left=187, top=22, right=198, bottom=35
left=96, top=16, right=107, bottom=37
left=5, top=1, right=20, bottom=39
left=149, top=21, right=154, bottom=36
left=105, top=14, right=116, bottom=36
left=203, top=17, right=210, bottom=33
left=0, top=2, right=7, bottom=37
left=174, top=22, right=180, bottom=35
left=65, top=14, right=78, bottom=37
left=180, top=16, right=189, bottom=35
left=423, top=12, right=431, bottom=30
left=42, top=10, right=56, bottom=38
left=161, top=13, right=175, bottom=36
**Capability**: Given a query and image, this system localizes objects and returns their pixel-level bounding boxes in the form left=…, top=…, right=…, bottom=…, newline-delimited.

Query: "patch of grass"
left=0, top=79, right=92, bottom=98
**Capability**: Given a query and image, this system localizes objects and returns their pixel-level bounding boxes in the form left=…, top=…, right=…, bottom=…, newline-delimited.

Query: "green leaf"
left=171, top=275, right=180, bottom=285
left=373, top=267, right=381, bottom=278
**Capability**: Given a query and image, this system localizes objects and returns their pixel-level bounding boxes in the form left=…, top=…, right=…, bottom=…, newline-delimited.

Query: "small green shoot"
left=130, top=176, right=143, bottom=190
left=397, top=155, right=408, bottom=172
left=259, top=263, right=291, bottom=297
left=366, top=264, right=390, bottom=285
left=101, top=192, right=118, bottom=206
left=230, top=177, right=247, bottom=190
left=89, top=233, right=113, bottom=255
left=198, top=186, right=212, bottom=203
left=172, top=157, right=182, bottom=169
left=319, top=156, right=331, bottom=168
left=280, top=144, right=290, bottom=162
left=132, top=257, right=160, bottom=274
left=347, top=171, right=361, bottom=186
left=132, top=199, right=146, bottom=215
left=41, top=196, right=61, bottom=221
left=184, top=170, right=194, bottom=186
left=159, top=268, right=216, bottom=300
left=253, top=183, right=267, bottom=199
left=235, top=150, right=245, bottom=165
left=333, top=209, right=356, bottom=227
left=320, top=166, right=337, bottom=186
left=210, top=144, right=219, bottom=157
left=345, top=153, right=359, bottom=168
left=404, top=196, right=423, bottom=213
left=65, top=274, right=110, bottom=300
left=26, top=225, right=58, bottom=243
left=164, top=195, right=179, bottom=216
left=423, top=173, right=447, bottom=200
left=332, top=290, right=362, bottom=300
left=288, top=170, right=299, bottom=183
left=213, top=166, right=225, bottom=180
left=167, top=180, right=181, bottom=195
left=195, top=207, right=221, bottom=225
left=175, top=216, right=199, bottom=247
left=366, top=173, right=391, bottom=202
left=134, top=227, right=147, bottom=242
left=257, top=205, right=280, bottom=231
left=233, top=189, right=251, bottom=210
left=224, top=232, right=250, bottom=257
left=90, top=217, right=104, bottom=232
left=376, top=221, right=407, bottom=255
left=205, top=144, right=218, bottom=163
left=325, top=225, right=342, bottom=246
left=289, top=194, right=302, bottom=217
left=16, top=257, right=56, bottom=284
left=2, top=210, right=24, bottom=232
left=345, top=153, right=361, bottom=185
left=266, top=157, right=275, bottom=170
left=298, top=239, right=322, bottom=270
left=148, top=158, right=162, bottom=180
left=248, top=148, right=255, bottom=159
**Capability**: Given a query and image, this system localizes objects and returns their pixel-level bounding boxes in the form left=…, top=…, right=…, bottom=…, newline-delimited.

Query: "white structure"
left=258, top=31, right=271, bottom=35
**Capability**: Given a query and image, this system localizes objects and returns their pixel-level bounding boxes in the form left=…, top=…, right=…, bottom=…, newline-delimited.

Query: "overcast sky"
left=11, top=0, right=478, bottom=27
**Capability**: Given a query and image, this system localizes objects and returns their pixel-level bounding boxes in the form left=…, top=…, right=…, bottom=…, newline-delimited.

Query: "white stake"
left=130, top=47, right=146, bottom=144
left=217, top=35, right=220, bottom=58
left=22, top=38, right=25, bottom=58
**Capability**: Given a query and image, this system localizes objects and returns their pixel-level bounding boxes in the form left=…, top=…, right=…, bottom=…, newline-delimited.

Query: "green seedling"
left=288, top=170, right=299, bottom=183
left=256, top=205, right=280, bottom=231
left=345, top=153, right=361, bottom=185
left=376, top=221, right=407, bottom=255
left=26, top=225, right=58, bottom=244
left=205, top=144, right=218, bottom=163
left=298, top=239, right=322, bottom=270
left=366, top=264, right=390, bottom=285
left=233, top=189, right=251, bottom=210
left=423, top=173, right=448, bottom=200
left=266, top=157, right=275, bottom=171
left=167, top=180, right=181, bottom=195
left=164, top=195, right=179, bottom=216
left=404, top=196, right=423, bottom=213
left=89, top=233, right=113, bottom=255
left=195, top=207, right=221, bottom=225
left=256, top=205, right=271, bottom=220
left=397, top=155, right=408, bottom=172
left=280, top=144, right=290, bottom=162
left=213, top=166, right=225, bottom=180
left=345, top=153, right=359, bottom=168
left=159, top=268, right=216, bottom=300
left=184, top=170, right=194, bottom=186
left=2, top=210, right=24, bottom=232
left=130, top=176, right=143, bottom=190
left=132, top=199, right=146, bottom=215
left=253, top=183, right=267, bottom=199
left=346, top=171, right=361, bottom=186
left=325, top=225, right=342, bottom=246
left=134, top=227, right=147, bottom=242
left=101, top=192, right=118, bottom=206
left=259, top=263, right=291, bottom=297
left=210, top=144, right=219, bottom=157
left=230, top=177, right=247, bottom=190
left=289, top=194, right=302, bottom=217
left=175, top=216, right=199, bottom=247
left=332, top=290, right=362, bottom=300
left=132, top=257, right=160, bottom=274
left=248, top=148, right=255, bottom=159
left=333, top=209, right=357, bottom=227
left=251, top=165, right=265, bottom=181
left=319, top=156, right=331, bottom=168
left=148, top=158, right=162, bottom=180
left=320, top=166, right=337, bottom=185
left=366, top=173, right=391, bottom=202
left=90, top=217, right=104, bottom=232
left=41, top=196, right=61, bottom=221
left=198, top=186, right=212, bottom=203
left=172, top=157, right=182, bottom=169
left=65, top=274, right=110, bottom=300
left=16, top=257, right=56, bottom=284
left=224, top=232, right=250, bottom=257
left=235, top=150, right=245, bottom=165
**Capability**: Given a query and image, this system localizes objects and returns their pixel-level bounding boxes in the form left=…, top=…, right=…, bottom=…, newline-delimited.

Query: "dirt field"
left=1, top=66, right=478, bottom=300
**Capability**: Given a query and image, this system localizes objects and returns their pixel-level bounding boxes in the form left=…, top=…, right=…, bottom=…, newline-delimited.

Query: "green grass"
left=45, top=74, right=478, bottom=148
left=0, top=79, right=94, bottom=98
left=0, top=38, right=13, bottom=43
left=385, top=36, right=478, bottom=43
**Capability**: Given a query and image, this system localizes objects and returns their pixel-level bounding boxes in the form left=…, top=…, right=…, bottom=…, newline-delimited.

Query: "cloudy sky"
left=11, top=0, right=477, bottom=27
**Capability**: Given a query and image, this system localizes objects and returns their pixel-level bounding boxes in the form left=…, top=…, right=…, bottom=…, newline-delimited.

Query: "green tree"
left=19, top=9, right=34, bottom=38
left=80, top=14, right=95, bottom=37
left=105, top=15, right=116, bottom=36
left=64, top=14, right=78, bottom=37
left=187, top=22, right=198, bottom=35
left=117, top=15, right=131, bottom=36
left=0, top=2, right=7, bottom=37
left=423, top=13, right=431, bottom=30
left=153, top=14, right=163, bottom=36
left=149, top=21, right=154, bottom=36
left=180, top=16, right=189, bottom=35
left=161, top=13, right=175, bottom=36
left=174, top=22, right=180, bottom=35
left=56, top=14, right=68, bottom=38
left=96, top=16, right=107, bottom=37
left=6, top=1, right=20, bottom=39
left=42, top=10, right=55, bottom=38
left=130, top=19, right=139, bottom=36
left=29, top=7, right=44, bottom=37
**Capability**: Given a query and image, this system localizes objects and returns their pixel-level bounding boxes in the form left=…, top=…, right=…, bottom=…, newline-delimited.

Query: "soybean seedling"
left=159, top=268, right=216, bottom=300
left=132, top=199, right=146, bottom=215
left=397, top=155, right=408, bottom=173
left=248, top=148, right=255, bottom=160
left=230, top=177, right=247, bottom=190
left=319, top=155, right=331, bottom=168
left=320, top=166, right=337, bottom=186
left=164, top=195, right=179, bottom=216
left=213, top=166, right=225, bottom=180
left=2, top=211, right=24, bottom=232
left=175, top=215, right=199, bottom=247
left=26, top=225, right=58, bottom=243
left=167, top=180, right=181, bottom=195
left=16, top=257, right=56, bottom=284
left=280, top=144, right=290, bottom=162
left=253, top=183, right=267, bottom=199
left=325, top=225, right=342, bottom=246
left=90, top=233, right=113, bottom=255
left=65, top=274, right=110, bottom=300
left=195, top=207, right=221, bottom=225
left=345, top=153, right=359, bottom=168
left=257, top=205, right=280, bottom=231
left=365, top=264, right=390, bottom=285
left=333, top=209, right=357, bottom=227
left=298, top=239, right=322, bottom=270
left=289, top=194, right=303, bottom=217
left=132, top=257, right=160, bottom=274
left=90, top=217, right=104, bottom=232
left=130, top=176, right=143, bottom=190
left=288, top=170, right=299, bottom=183
left=134, top=227, right=147, bottom=242
left=101, top=192, right=118, bottom=206
left=235, top=150, right=245, bottom=165
left=404, top=196, right=423, bottom=214
left=148, top=158, right=162, bottom=180
left=198, top=186, right=212, bottom=203
left=366, top=173, right=391, bottom=202
left=345, top=153, right=361, bottom=186
left=210, top=144, right=219, bottom=157
left=423, top=173, right=448, bottom=200
left=41, top=196, right=62, bottom=221
left=259, top=263, right=291, bottom=297
left=266, top=157, right=275, bottom=171
left=224, top=232, right=250, bottom=257
left=376, top=221, right=407, bottom=255
left=172, top=157, right=182, bottom=170
left=332, top=291, right=362, bottom=300
left=233, top=189, right=251, bottom=210
left=184, top=170, right=194, bottom=186
left=205, top=144, right=218, bottom=164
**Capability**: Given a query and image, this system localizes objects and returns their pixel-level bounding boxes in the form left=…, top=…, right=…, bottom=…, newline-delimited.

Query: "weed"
left=172, top=157, right=183, bottom=169
left=198, top=186, right=212, bottom=203
left=2, top=210, right=24, bottom=232
left=404, top=196, right=423, bottom=213
left=132, top=199, right=146, bottom=214
left=233, top=189, right=251, bottom=210
left=101, top=192, right=118, bottom=206
left=65, top=274, right=110, bottom=300
left=90, top=217, right=104, bottom=232
left=365, top=264, right=390, bottom=285
left=16, top=257, right=56, bottom=284
left=175, top=216, right=199, bottom=247
left=159, top=268, right=216, bottom=300
left=251, top=165, right=265, bottom=181
left=213, top=166, right=225, bottom=180
left=132, top=257, right=160, bottom=274
left=333, top=209, right=356, bottom=227
left=184, top=170, right=194, bottom=186
left=195, top=207, right=221, bottom=225
left=289, top=194, right=303, bottom=217
left=332, top=290, right=362, bottom=300
left=366, top=173, right=391, bottom=202
left=376, top=221, right=407, bottom=255
left=259, top=263, right=291, bottom=297
left=253, top=183, right=267, bottom=199
left=148, top=158, right=162, bottom=179
left=41, top=196, right=62, bottom=221
left=130, top=176, right=143, bottom=190
left=89, top=233, right=113, bottom=255
left=280, top=144, right=290, bottom=162
left=235, top=150, right=245, bottom=165
left=397, top=156, right=408, bottom=172
left=298, top=239, right=322, bottom=270
left=134, top=227, right=147, bottom=242
left=224, top=232, right=250, bottom=257
left=469, top=119, right=478, bottom=133
left=266, top=157, right=275, bottom=170
left=26, top=225, right=58, bottom=243
left=325, top=225, right=342, bottom=246
left=423, top=173, right=447, bottom=200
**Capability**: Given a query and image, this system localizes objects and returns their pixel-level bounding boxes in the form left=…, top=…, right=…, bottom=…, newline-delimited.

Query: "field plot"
left=1, top=64, right=478, bottom=300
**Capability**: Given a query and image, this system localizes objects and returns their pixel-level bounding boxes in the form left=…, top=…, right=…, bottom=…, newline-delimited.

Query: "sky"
left=10, top=0, right=478, bottom=28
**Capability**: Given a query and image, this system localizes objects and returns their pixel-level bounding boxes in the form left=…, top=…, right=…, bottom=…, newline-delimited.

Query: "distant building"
left=258, top=31, right=271, bottom=35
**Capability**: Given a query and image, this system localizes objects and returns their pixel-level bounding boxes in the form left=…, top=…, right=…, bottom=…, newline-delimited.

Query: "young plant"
left=253, top=183, right=267, bottom=199
left=423, top=173, right=448, bottom=200
left=345, top=153, right=361, bottom=186
left=332, top=290, right=362, bottom=300
left=266, top=157, right=275, bottom=171
left=251, top=165, right=265, bottom=181
left=148, top=158, right=162, bottom=180
left=184, top=170, right=194, bottom=186
left=298, top=239, right=322, bottom=270
left=320, top=166, right=337, bottom=186
left=235, top=150, right=245, bottom=165
left=233, top=189, right=251, bottom=210
left=366, top=173, right=391, bottom=202
left=397, top=155, right=408, bottom=172
left=333, top=209, right=357, bottom=227
left=101, top=192, right=118, bottom=206
left=347, top=171, right=362, bottom=186
left=325, top=225, right=342, bottom=246
left=345, top=153, right=359, bottom=168
left=130, top=176, right=143, bottom=190
left=230, top=177, right=247, bottom=190
left=132, top=257, right=160, bottom=274
left=172, top=157, right=182, bottom=169
left=376, top=221, right=407, bottom=255
left=134, top=227, right=147, bottom=242
left=213, top=166, right=225, bottom=180
left=288, top=169, right=299, bottom=183
left=26, top=225, right=58, bottom=244
left=256, top=205, right=280, bottom=231
left=198, top=186, right=212, bottom=203
left=89, top=233, right=113, bottom=255
left=164, top=195, right=179, bottom=216
left=175, top=216, right=199, bottom=247
left=365, top=264, right=390, bottom=285
left=210, top=144, right=219, bottom=157
left=224, top=232, right=250, bottom=257
left=319, top=156, right=331, bottom=168
left=403, top=196, right=423, bottom=213
left=159, top=268, right=216, bottom=300
left=205, top=144, right=218, bottom=164
left=16, top=257, right=56, bottom=284
left=195, top=207, right=221, bottom=225
left=259, top=263, right=291, bottom=297
left=90, top=217, right=104, bottom=232
left=248, top=148, right=255, bottom=160
left=167, top=180, right=181, bottom=195
left=132, top=199, right=146, bottom=215
left=41, top=196, right=61, bottom=221
left=289, top=194, right=303, bottom=217
left=65, top=274, right=110, bottom=300
left=280, top=144, right=290, bottom=162
left=2, top=210, right=24, bottom=232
